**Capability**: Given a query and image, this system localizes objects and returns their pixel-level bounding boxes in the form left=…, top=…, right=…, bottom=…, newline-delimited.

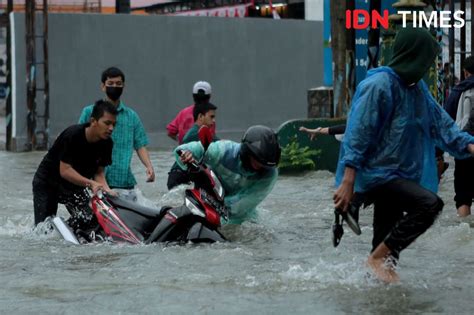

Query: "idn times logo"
left=346, top=10, right=465, bottom=29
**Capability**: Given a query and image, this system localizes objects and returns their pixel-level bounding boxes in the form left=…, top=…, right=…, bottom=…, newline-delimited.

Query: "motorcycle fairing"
left=145, top=204, right=194, bottom=243
left=108, top=195, right=166, bottom=239
left=187, top=222, right=226, bottom=243
left=51, top=216, right=80, bottom=245
left=188, top=189, right=221, bottom=227
left=91, top=196, right=142, bottom=244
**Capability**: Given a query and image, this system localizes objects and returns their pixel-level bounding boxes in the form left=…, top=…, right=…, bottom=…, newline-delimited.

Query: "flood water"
left=0, top=149, right=473, bottom=314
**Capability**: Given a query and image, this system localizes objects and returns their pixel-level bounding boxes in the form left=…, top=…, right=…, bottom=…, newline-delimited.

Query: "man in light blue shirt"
left=79, top=67, right=155, bottom=194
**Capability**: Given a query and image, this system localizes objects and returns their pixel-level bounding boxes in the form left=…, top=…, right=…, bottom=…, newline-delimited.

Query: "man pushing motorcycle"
left=32, top=100, right=118, bottom=232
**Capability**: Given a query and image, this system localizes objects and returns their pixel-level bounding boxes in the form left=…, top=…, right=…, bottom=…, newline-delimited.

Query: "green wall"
left=277, top=118, right=346, bottom=173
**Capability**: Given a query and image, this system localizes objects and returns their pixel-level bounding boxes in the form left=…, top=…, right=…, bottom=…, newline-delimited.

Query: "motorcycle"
left=52, top=127, right=228, bottom=245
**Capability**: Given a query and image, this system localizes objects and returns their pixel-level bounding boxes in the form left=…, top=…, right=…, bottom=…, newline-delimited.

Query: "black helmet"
left=241, top=125, right=281, bottom=169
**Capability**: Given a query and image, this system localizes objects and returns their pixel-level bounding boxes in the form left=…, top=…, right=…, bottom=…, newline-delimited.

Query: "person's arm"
left=57, top=126, right=103, bottom=192
left=328, top=124, right=346, bottom=135
left=59, top=161, right=103, bottom=193
left=300, top=124, right=347, bottom=139
left=299, top=126, right=329, bottom=140
left=175, top=140, right=227, bottom=171
left=425, top=84, right=474, bottom=158
left=333, top=166, right=356, bottom=212
left=136, top=147, right=155, bottom=182
left=132, top=113, right=155, bottom=182
left=168, top=134, right=177, bottom=141
left=333, top=73, right=390, bottom=191
left=174, top=141, right=206, bottom=170
left=93, top=166, right=117, bottom=196
left=340, top=79, right=388, bottom=170
left=166, top=113, right=180, bottom=141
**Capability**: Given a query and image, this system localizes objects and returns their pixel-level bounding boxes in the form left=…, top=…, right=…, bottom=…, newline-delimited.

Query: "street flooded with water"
left=1, top=149, right=473, bottom=314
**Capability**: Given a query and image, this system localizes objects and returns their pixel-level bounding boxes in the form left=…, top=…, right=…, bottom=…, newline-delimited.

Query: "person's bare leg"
left=457, top=205, right=471, bottom=217
left=367, top=242, right=400, bottom=283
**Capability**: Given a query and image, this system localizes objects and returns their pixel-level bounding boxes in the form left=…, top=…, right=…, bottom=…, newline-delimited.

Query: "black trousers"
left=32, top=175, right=96, bottom=231
left=454, top=157, right=474, bottom=209
left=167, top=168, right=191, bottom=190
left=33, top=175, right=60, bottom=225
left=367, top=178, right=443, bottom=259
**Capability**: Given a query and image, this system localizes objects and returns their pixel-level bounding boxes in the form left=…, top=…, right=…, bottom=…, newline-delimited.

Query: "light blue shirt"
left=79, top=101, right=148, bottom=188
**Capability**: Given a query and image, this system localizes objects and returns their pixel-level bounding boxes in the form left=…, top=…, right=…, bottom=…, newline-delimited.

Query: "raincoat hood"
left=388, top=27, right=440, bottom=85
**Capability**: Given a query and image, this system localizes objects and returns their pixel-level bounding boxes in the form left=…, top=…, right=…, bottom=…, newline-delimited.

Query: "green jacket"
left=175, top=140, right=278, bottom=224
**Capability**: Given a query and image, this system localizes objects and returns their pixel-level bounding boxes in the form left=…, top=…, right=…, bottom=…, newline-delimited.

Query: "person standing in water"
left=78, top=67, right=155, bottom=199
left=333, top=27, right=474, bottom=283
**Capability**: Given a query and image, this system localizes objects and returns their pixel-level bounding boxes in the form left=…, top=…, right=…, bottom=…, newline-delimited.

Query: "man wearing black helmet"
left=175, top=125, right=280, bottom=224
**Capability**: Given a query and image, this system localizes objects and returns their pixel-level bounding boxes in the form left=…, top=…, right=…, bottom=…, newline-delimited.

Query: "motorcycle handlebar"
left=177, top=149, right=200, bottom=171
left=85, top=187, right=104, bottom=199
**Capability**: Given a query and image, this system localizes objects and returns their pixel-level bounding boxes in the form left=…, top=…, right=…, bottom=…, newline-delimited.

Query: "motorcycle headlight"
left=210, top=170, right=224, bottom=201
left=185, top=197, right=205, bottom=218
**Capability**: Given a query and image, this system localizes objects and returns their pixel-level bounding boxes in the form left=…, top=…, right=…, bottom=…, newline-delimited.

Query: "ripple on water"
left=1, top=152, right=474, bottom=313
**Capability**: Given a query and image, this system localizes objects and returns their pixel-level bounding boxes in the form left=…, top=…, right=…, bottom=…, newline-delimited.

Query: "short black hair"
left=193, top=102, right=217, bottom=121
left=101, top=67, right=125, bottom=83
left=193, top=93, right=211, bottom=105
left=91, top=99, right=118, bottom=120
left=464, top=56, right=474, bottom=74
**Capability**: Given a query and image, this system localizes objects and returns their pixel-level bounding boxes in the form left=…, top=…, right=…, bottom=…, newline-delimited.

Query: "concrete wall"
left=305, top=0, right=324, bottom=21
left=11, top=13, right=323, bottom=150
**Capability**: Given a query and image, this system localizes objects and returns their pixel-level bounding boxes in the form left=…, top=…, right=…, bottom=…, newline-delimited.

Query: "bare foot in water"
left=367, top=256, right=400, bottom=284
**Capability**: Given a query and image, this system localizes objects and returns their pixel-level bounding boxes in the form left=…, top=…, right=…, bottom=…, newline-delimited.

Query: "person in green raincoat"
left=175, top=125, right=281, bottom=224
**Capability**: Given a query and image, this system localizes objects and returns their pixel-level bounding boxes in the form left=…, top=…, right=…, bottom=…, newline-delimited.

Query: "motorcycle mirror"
left=198, top=125, right=213, bottom=151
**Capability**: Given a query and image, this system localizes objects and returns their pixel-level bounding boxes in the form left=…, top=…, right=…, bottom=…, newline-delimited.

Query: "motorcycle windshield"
left=92, top=197, right=142, bottom=244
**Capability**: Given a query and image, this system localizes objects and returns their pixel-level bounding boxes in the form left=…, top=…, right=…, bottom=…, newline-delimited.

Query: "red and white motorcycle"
left=53, top=127, right=228, bottom=245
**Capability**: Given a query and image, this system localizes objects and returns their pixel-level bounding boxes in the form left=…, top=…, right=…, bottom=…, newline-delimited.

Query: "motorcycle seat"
left=107, top=195, right=162, bottom=218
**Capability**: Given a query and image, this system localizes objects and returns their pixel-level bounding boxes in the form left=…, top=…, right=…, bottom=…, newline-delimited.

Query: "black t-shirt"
left=35, top=123, right=113, bottom=189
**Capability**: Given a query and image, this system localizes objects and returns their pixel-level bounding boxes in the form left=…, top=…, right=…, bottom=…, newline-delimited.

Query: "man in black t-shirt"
left=33, top=100, right=118, bottom=230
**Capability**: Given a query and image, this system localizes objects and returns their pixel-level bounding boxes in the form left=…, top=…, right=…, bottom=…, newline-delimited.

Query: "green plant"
left=279, top=135, right=321, bottom=172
